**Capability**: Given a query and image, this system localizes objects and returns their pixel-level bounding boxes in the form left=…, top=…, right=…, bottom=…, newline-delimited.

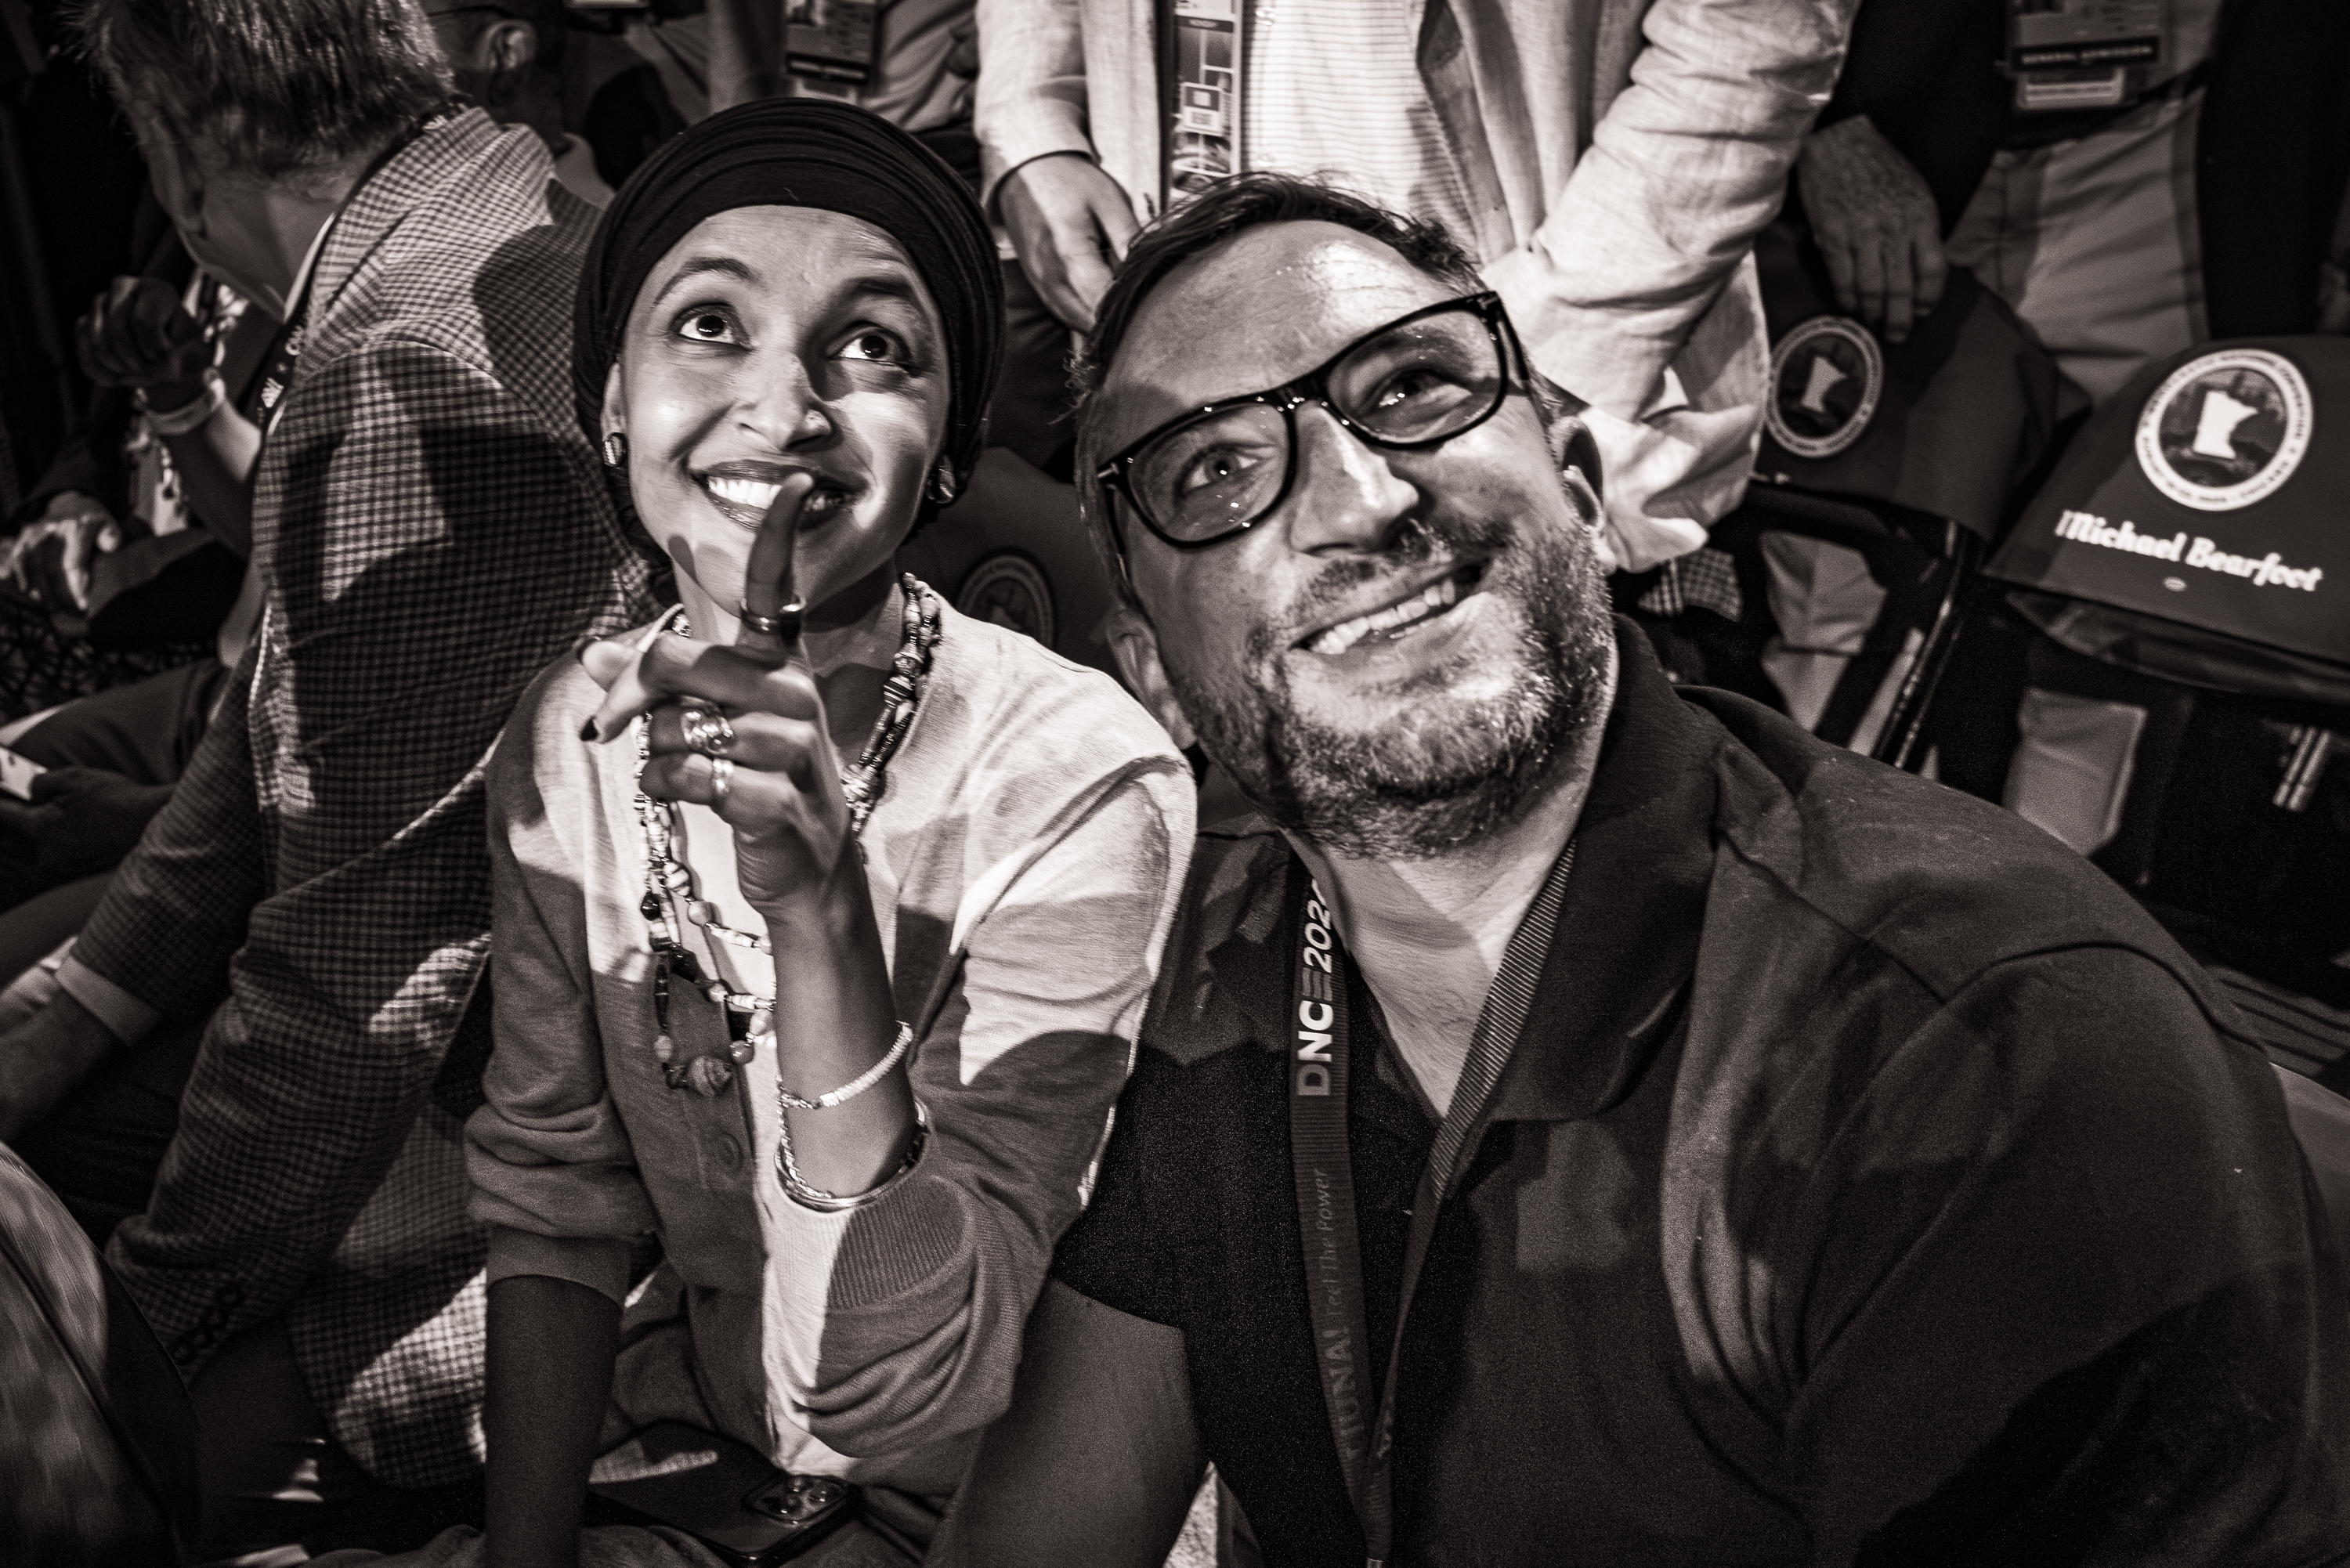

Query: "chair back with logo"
left=1752, top=224, right=2084, bottom=540
left=897, top=446, right=1123, bottom=680
left=1675, top=226, right=2069, bottom=775
left=1979, top=337, right=2350, bottom=1085
left=0, top=1142, right=201, bottom=1565
left=1986, top=337, right=2350, bottom=705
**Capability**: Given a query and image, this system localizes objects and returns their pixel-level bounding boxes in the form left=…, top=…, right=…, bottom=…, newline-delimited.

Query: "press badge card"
left=1166, top=0, right=1241, bottom=204
left=786, top=0, right=877, bottom=87
left=2008, top=0, right=2164, bottom=111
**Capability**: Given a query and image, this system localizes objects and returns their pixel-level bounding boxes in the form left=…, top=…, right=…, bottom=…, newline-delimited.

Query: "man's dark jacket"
left=1054, top=627, right=2350, bottom=1565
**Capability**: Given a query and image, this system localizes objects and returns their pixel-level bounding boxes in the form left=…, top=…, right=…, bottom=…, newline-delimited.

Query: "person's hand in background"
left=0, top=992, right=123, bottom=1145
left=77, top=275, right=213, bottom=411
left=1796, top=115, right=1947, bottom=344
left=1, top=493, right=117, bottom=614
left=945, top=13, right=979, bottom=78
left=998, top=153, right=1140, bottom=333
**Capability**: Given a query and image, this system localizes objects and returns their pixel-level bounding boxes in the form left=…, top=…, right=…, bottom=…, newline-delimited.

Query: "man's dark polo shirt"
left=1053, top=626, right=2350, bottom=1566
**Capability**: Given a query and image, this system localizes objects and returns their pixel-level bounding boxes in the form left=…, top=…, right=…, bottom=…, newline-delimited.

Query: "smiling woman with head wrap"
left=408, top=99, right=1192, bottom=1567
left=572, top=96, right=1004, bottom=513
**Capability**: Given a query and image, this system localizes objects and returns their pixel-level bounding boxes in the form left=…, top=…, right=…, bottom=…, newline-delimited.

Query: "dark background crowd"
left=2, top=0, right=2350, bottom=1564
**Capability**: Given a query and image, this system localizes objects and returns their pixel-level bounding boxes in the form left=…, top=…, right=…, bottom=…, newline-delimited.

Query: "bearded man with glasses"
left=931, top=173, right=2350, bottom=1568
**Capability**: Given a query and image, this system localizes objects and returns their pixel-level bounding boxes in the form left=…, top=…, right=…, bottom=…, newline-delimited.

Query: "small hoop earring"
left=929, top=458, right=958, bottom=506
left=602, top=432, right=628, bottom=468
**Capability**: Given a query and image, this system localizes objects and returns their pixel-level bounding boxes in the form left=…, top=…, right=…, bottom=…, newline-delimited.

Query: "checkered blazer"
left=72, top=110, right=655, bottom=1486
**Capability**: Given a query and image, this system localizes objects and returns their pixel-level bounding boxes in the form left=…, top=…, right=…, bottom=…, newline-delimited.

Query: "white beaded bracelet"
left=139, top=370, right=226, bottom=437
left=774, top=1020, right=913, bottom=1111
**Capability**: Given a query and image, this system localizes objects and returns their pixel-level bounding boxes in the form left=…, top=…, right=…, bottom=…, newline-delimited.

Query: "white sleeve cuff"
left=56, top=953, right=161, bottom=1046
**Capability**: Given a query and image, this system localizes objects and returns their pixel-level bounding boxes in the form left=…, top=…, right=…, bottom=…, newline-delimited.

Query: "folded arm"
left=8, top=645, right=270, bottom=1129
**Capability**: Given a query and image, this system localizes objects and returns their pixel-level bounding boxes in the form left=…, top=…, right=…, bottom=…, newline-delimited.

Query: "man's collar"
left=305, top=107, right=512, bottom=326
left=284, top=201, right=338, bottom=320
left=1146, top=619, right=1725, bottom=1106
left=1480, top=617, right=1723, bottom=1124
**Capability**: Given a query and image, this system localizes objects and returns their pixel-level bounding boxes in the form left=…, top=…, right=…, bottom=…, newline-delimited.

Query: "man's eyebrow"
left=651, top=255, right=760, bottom=307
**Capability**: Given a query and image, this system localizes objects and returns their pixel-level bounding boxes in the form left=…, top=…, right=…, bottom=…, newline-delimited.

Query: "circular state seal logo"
left=2135, top=348, right=2312, bottom=512
left=1765, top=316, right=1884, bottom=460
left=955, top=551, right=1056, bottom=649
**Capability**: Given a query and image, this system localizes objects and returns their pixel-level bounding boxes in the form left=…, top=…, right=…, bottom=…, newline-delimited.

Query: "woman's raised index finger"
left=737, top=472, right=812, bottom=660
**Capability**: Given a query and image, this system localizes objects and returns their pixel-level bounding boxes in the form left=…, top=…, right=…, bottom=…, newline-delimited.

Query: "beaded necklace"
left=634, top=574, right=943, bottom=1095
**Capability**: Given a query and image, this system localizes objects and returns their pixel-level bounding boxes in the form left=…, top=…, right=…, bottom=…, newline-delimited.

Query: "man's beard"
left=1170, top=499, right=1614, bottom=860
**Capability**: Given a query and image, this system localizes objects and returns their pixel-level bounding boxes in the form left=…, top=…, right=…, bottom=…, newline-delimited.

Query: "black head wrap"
left=573, top=98, right=1003, bottom=487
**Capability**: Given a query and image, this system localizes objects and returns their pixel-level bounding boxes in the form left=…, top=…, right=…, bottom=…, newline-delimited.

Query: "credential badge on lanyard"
left=1166, top=0, right=1242, bottom=208
left=2006, top=0, right=2165, bottom=112
left=1288, top=842, right=1578, bottom=1567
left=786, top=0, right=880, bottom=88
left=1288, top=871, right=1376, bottom=1517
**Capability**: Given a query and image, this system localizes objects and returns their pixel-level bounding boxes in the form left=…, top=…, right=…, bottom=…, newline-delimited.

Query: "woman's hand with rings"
left=679, top=704, right=736, bottom=758
left=578, top=475, right=862, bottom=923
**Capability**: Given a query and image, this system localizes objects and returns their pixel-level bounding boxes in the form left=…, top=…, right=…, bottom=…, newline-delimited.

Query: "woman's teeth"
left=707, top=475, right=781, bottom=510
left=703, top=475, right=844, bottom=517
left=1307, top=573, right=1463, bottom=656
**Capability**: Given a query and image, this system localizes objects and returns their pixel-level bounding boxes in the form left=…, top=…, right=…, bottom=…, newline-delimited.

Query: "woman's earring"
left=929, top=458, right=958, bottom=506
left=602, top=432, right=629, bottom=469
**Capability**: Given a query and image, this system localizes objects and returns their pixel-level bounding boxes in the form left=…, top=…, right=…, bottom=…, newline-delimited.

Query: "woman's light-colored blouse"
left=465, top=602, right=1193, bottom=1492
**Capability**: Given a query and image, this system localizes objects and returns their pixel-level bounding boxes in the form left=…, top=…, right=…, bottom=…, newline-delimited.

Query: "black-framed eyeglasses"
left=1095, top=291, right=1524, bottom=552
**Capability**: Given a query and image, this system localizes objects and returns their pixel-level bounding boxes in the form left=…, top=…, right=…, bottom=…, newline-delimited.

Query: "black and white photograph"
left=0, top=0, right=2348, bottom=1563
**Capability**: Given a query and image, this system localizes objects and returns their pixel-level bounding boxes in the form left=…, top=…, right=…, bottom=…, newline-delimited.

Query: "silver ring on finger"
left=708, top=755, right=734, bottom=810
left=739, top=596, right=804, bottom=643
left=680, top=703, right=736, bottom=757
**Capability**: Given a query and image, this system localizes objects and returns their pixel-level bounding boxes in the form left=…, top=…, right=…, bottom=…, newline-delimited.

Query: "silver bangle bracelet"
left=775, top=1020, right=912, bottom=1111
left=776, top=1098, right=929, bottom=1212
left=139, top=370, right=226, bottom=437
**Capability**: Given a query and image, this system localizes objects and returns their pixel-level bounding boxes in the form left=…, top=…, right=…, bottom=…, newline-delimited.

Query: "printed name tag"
left=787, top=0, right=877, bottom=87
left=1984, top=345, right=2348, bottom=667
left=2008, top=0, right=2164, bottom=111
left=1166, top=0, right=1242, bottom=204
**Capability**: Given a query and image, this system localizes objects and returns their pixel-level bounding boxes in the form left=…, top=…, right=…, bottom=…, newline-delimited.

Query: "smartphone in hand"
left=588, top=1421, right=855, bottom=1567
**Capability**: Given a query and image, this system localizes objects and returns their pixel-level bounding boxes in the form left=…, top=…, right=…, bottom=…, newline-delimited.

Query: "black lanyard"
left=1287, top=841, right=1577, bottom=1568
left=248, top=308, right=308, bottom=446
